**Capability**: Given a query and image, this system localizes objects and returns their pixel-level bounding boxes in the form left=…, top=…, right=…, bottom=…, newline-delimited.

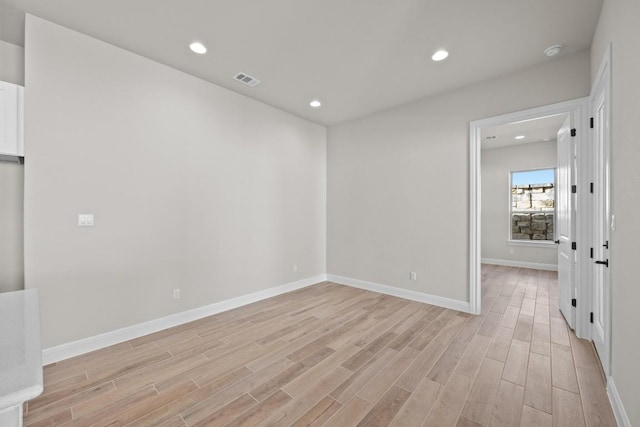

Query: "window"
left=510, top=168, right=555, bottom=242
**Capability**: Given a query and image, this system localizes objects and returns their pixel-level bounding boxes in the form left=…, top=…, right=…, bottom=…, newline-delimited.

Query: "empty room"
left=0, top=0, right=637, bottom=426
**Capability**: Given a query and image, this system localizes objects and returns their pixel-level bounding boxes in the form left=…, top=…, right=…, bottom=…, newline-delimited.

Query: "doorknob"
left=595, top=259, right=609, bottom=267
left=554, top=240, right=560, bottom=244
left=603, top=241, right=609, bottom=249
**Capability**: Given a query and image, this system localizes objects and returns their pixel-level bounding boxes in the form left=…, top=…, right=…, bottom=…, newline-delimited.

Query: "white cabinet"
left=0, top=80, right=24, bottom=157
left=0, top=290, right=43, bottom=427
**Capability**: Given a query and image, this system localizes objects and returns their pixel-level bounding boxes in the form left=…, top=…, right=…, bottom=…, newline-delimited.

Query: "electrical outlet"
left=410, top=272, right=417, bottom=281
left=173, top=289, right=180, bottom=300
left=293, top=264, right=298, bottom=272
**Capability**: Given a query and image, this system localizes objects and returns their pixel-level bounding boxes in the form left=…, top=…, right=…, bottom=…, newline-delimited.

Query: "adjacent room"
left=0, top=0, right=638, bottom=426
left=481, top=114, right=566, bottom=271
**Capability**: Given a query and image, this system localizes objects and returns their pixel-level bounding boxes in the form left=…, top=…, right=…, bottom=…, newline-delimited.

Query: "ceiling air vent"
left=233, top=72, right=261, bottom=87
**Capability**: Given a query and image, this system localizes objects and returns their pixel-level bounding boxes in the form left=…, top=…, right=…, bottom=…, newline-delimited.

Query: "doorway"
left=480, top=113, right=571, bottom=323
left=469, top=98, right=590, bottom=337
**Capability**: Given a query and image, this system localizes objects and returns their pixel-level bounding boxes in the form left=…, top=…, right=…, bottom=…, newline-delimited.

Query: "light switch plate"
left=78, top=214, right=95, bottom=226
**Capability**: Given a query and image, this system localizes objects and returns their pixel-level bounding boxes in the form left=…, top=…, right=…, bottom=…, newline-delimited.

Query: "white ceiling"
left=481, top=114, right=568, bottom=150
left=0, top=0, right=603, bottom=125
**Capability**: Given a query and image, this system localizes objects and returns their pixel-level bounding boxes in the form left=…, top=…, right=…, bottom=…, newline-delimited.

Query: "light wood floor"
left=25, top=265, right=617, bottom=426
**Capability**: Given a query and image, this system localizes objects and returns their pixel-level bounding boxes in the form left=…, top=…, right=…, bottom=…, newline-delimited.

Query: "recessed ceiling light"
left=309, top=100, right=322, bottom=108
left=515, top=135, right=525, bottom=140
left=189, top=42, right=207, bottom=54
left=544, top=44, right=563, bottom=57
left=431, top=49, right=449, bottom=62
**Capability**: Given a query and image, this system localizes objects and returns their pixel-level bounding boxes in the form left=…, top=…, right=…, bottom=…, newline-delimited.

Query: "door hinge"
left=590, top=182, right=594, bottom=193
left=590, top=312, right=594, bottom=323
left=590, top=117, right=594, bottom=128
left=571, top=128, right=577, bottom=137
left=571, top=185, right=577, bottom=194
left=571, top=298, right=577, bottom=307
left=571, top=242, right=577, bottom=250
left=590, top=247, right=594, bottom=258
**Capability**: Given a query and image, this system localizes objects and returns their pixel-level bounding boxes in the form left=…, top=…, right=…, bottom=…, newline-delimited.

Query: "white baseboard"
left=43, top=272, right=474, bottom=365
left=481, top=258, right=558, bottom=271
left=326, top=274, right=471, bottom=313
left=42, top=274, right=327, bottom=365
left=607, top=377, right=631, bottom=427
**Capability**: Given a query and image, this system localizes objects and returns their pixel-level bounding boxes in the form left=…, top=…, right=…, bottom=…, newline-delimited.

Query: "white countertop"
left=0, top=289, right=43, bottom=411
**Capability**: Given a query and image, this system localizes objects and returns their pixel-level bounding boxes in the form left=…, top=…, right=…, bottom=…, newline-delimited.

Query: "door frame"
left=469, top=98, right=590, bottom=338
left=589, top=43, right=612, bottom=375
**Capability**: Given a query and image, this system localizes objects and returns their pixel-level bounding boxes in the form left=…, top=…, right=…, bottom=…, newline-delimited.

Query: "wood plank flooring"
left=24, top=265, right=617, bottom=426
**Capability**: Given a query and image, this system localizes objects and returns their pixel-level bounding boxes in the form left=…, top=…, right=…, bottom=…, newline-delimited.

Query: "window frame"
left=507, top=167, right=557, bottom=247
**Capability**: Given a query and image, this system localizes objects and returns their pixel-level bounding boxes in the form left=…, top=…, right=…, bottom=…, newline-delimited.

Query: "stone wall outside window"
left=511, top=183, right=554, bottom=240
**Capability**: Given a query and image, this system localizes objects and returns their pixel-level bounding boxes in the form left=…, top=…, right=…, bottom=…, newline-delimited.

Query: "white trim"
left=42, top=274, right=326, bottom=365
left=507, top=240, right=556, bottom=248
left=607, top=377, right=631, bottom=427
left=326, top=274, right=471, bottom=313
left=481, top=258, right=558, bottom=271
left=469, top=122, right=482, bottom=315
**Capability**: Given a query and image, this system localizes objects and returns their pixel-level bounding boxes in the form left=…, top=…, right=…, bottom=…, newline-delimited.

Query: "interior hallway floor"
left=24, top=265, right=617, bottom=426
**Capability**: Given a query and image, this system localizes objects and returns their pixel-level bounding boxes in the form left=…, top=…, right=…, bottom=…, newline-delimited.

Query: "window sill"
left=507, top=240, right=556, bottom=248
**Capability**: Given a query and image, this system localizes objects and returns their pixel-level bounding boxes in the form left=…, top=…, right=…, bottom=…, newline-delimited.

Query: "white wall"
left=24, top=16, right=327, bottom=348
left=0, top=39, right=25, bottom=293
left=481, top=140, right=557, bottom=267
left=591, top=1, right=640, bottom=424
left=0, top=40, right=24, bottom=86
left=327, top=51, right=590, bottom=303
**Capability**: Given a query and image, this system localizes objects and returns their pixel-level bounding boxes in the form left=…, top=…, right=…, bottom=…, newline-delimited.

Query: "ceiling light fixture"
left=189, top=42, right=207, bottom=54
left=544, top=44, right=563, bottom=57
left=431, top=49, right=449, bottom=62
left=515, top=135, right=525, bottom=140
left=309, top=100, right=322, bottom=108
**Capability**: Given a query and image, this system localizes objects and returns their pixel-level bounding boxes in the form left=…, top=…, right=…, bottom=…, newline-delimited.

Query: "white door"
left=556, top=116, right=575, bottom=328
left=591, top=55, right=611, bottom=375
